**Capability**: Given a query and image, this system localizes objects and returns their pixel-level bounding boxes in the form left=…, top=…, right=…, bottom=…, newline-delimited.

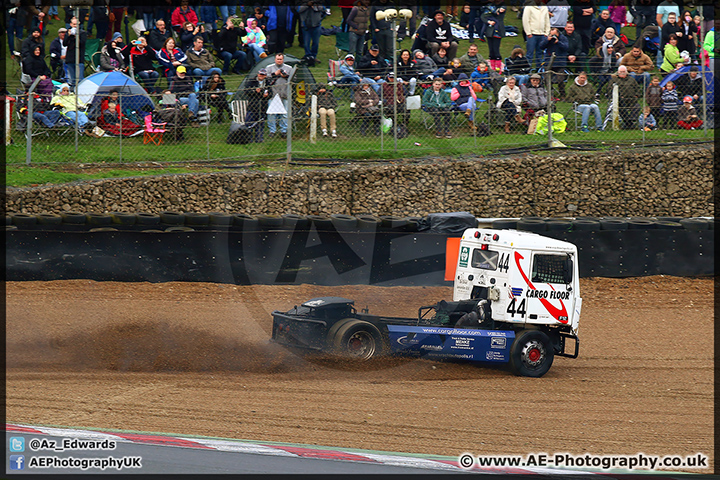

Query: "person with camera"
left=217, top=17, right=249, bottom=75
left=128, top=36, right=159, bottom=93
left=246, top=68, right=271, bottom=142
left=180, top=20, right=208, bottom=52
left=538, top=27, right=569, bottom=99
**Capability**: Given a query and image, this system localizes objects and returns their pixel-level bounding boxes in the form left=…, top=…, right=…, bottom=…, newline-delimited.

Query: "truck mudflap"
left=387, top=325, right=516, bottom=363
left=271, top=311, right=327, bottom=351
left=556, top=331, right=580, bottom=359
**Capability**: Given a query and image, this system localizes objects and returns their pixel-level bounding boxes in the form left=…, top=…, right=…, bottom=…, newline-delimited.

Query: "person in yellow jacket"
left=660, top=33, right=685, bottom=73
left=702, top=26, right=714, bottom=72
left=50, top=83, right=90, bottom=129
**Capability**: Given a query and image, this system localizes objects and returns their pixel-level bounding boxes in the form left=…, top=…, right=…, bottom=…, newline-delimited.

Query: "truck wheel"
left=509, top=330, right=554, bottom=378
left=331, top=320, right=383, bottom=361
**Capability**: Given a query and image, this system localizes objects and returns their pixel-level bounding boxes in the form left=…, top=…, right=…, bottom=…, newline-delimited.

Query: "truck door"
left=513, top=251, right=574, bottom=325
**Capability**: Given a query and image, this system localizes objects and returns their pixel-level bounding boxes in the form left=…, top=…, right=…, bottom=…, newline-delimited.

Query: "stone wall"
left=5, top=147, right=714, bottom=218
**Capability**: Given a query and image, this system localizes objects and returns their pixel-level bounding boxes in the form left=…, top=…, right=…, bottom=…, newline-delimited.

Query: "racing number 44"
left=506, top=297, right=526, bottom=318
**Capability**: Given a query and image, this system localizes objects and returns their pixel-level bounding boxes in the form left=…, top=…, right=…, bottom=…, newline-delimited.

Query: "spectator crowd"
left=8, top=0, right=715, bottom=139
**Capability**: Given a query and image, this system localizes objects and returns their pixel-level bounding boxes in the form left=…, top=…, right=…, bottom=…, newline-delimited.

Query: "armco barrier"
left=5, top=219, right=713, bottom=284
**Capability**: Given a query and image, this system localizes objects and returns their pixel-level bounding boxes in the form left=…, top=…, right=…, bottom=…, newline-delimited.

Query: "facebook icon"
left=10, top=455, right=25, bottom=470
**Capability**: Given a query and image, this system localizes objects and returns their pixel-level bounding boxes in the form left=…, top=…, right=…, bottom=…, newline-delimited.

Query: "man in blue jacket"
left=266, top=0, right=294, bottom=54
left=539, top=27, right=569, bottom=98
left=298, top=1, right=325, bottom=66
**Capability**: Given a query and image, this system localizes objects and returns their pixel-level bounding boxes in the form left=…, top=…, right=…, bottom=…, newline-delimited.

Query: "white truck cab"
left=453, top=229, right=581, bottom=334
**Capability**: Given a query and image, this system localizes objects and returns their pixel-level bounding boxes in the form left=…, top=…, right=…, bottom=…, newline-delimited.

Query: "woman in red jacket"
left=97, top=89, right=142, bottom=136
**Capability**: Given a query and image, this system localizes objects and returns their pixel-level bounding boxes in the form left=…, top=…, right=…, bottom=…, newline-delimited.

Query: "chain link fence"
left=5, top=69, right=713, bottom=166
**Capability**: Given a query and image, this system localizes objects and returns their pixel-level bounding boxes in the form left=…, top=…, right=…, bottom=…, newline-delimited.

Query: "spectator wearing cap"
left=246, top=68, right=271, bottom=142
left=382, top=71, right=410, bottom=131
left=426, top=10, right=458, bottom=61
left=339, top=54, right=363, bottom=85
left=265, top=53, right=293, bottom=137
left=49, top=27, right=68, bottom=80
left=157, top=37, right=188, bottom=78
left=369, top=0, right=394, bottom=62
left=22, top=27, right=45, bottom=61
left=396, top=49, right=417, bottom=96
left=357, top=44, right=387, bottom=93
left=676, top=65, right=703, bottom=104
left=676, top=95, right=702, bottom=130
left=99, top=32, right=128, bottom=73
left=346, top=0, right=371, bottom=58
left=520, top=72, right=548, bottom=113
left=50, top=83, right=89, bottom=129
left=413, top=49, right=442, bottom=80
left=450, top=73, right=478, bottom=131
left=169, top=65, right=200, bottom=120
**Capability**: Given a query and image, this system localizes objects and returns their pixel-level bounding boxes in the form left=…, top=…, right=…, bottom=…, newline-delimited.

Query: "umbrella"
left=77, top=71, right=155, bottom=113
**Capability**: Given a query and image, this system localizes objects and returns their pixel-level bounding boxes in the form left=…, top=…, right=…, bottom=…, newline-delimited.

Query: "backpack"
left=226, top=121, right=255, bottom=144
left=475, top=122, right=491, bottom=137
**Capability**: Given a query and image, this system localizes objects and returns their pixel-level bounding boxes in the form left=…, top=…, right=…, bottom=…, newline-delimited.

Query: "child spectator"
left=645, top=76, right=664, bottom=121
left=660, top=80, right=680, bottom=128
left=676, top=95, right=703, bottom=129
left=638, top=105, right=657, bottom=130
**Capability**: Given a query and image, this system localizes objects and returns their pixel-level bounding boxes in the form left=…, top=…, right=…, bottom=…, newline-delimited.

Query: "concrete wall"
left=5, top=147, right=714, bottom=218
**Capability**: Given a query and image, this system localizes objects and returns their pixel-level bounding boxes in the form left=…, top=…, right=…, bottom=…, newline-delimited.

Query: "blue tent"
left=659, top=65, right=714, bottom=108
left=77, top=71, right=155, bottom=114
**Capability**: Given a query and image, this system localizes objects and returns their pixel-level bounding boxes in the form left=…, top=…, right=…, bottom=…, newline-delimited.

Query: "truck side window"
left=531, top=254, right=572, bottom=284
left=471, top=249, right=499, bottom=270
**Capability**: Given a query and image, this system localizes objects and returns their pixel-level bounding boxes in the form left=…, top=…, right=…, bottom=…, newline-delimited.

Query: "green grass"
left=5, top=165, right=228, bottom=187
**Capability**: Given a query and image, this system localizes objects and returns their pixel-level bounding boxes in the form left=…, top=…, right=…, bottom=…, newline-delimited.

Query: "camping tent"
left=660, top=65, right=715, bottom=109
left=77, top=71, right=155, bottom=117
left=231, top=54, right=316, bottom=104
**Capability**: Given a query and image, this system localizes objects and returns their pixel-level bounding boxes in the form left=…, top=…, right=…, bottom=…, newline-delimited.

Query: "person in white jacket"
left=496, top=76, right=525, bottom=133
left=522, top=0, right=551, bottom=70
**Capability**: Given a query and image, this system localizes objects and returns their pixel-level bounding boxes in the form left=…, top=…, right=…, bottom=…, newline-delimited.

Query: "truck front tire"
left=330, top=320, right=383, bottom=361
left=509, top=330, right=554, bottom=377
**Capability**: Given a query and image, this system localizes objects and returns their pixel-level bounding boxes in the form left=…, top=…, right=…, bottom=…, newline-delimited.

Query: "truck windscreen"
left=471, top=249, right=499, bottom=270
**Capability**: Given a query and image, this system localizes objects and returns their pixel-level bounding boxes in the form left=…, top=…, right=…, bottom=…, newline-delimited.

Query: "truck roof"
left=461, top=228, right=577, bottom=253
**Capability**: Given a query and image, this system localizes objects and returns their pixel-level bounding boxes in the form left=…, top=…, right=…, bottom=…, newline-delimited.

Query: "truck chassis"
left=271, top=296, right=578, bottom=377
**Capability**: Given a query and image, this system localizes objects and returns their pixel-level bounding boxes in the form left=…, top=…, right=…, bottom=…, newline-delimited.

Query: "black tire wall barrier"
left=5, top=222, right=713, bottom=285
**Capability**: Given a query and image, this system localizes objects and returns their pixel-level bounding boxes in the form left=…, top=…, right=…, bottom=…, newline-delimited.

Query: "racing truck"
left=271, top=228, right=581, bottom=377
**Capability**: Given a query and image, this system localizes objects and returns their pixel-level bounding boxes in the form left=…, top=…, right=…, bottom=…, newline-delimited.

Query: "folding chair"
left=230, top=99, right=249, bottom=125
left=334, top=30, right=350, bottom=59
left=84, top=38, right=103, bottom=76
left=143, top=113, right=166, bottom=145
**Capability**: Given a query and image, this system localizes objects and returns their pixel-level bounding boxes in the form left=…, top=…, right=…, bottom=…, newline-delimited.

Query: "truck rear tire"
left=509, top=330, right=554, bottom=378
left=330, top=319, right=383, bottom=361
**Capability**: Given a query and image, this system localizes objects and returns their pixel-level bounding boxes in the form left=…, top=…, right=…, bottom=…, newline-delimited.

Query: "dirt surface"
left=5, top=276, right=714, bottom=473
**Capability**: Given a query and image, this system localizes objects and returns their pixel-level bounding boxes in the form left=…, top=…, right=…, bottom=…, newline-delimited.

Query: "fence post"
left=380, top=86, right=384, bottom=152
left=611, top=84, right=619, bottom=130
left=206, top=102, right=210, bottom=160
left=545, top=53, right=555, bottom=148
left=25, top=76, right=41, bottom=166
left=642, top=81, right=646, bottom=145
left=310, top=94, right=317, bottom=144
left=286, top=66, right=296, bottom=165
left=700, top=60, right=708, bottom=137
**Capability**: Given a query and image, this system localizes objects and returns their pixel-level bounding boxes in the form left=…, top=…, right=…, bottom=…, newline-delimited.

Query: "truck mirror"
left=563, top=256, right=573, bottom=284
